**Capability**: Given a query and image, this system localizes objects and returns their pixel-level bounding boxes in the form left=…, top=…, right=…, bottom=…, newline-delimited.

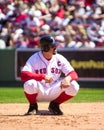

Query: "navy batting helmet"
left=39, top=35, right=57, bottom=52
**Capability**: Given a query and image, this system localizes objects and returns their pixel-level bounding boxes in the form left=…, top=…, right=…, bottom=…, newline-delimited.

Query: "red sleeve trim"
left=67, top=71, right=78, bottom=81
left=21, top=71, right=45, bottom=82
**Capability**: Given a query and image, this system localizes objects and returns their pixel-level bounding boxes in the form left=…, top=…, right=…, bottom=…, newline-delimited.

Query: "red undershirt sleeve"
left=67, top=71, right=78, bottom=81
left=21, top=71, right=45, bottom=82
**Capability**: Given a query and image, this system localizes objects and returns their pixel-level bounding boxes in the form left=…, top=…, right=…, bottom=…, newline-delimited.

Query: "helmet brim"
left=50, top=42, right=58, bottom=47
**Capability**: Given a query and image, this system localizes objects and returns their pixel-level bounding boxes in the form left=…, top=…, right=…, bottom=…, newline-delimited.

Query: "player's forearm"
left=21, top=71, right=45, bottom=82
left=67, top=71, right=78, bottom=81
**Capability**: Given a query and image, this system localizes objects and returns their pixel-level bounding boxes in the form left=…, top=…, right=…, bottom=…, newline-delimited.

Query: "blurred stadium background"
left=0, top=0, right=104, bottom=88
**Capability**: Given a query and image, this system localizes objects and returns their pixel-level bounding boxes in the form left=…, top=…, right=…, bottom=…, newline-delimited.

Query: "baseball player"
left=21, top=35, right=79, bottom=115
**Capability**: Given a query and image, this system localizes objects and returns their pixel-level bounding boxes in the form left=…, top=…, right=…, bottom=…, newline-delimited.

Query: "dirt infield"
left=0, top=103, right=104, bottom=130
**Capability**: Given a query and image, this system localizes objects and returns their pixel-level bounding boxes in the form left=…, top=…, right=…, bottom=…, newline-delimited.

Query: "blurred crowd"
left=0, top=0, right=104, bottom=49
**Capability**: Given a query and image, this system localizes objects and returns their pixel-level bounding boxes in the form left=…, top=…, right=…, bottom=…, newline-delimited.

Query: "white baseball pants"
left=24, top=79, right=79, bottom=102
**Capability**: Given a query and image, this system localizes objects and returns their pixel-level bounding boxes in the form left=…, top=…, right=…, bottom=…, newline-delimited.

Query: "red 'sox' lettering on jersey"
left=51, top=68, right=61, bottom=74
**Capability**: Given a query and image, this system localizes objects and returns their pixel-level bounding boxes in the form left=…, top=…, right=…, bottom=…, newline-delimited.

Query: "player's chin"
left=53, top=49, right=57, bottom=55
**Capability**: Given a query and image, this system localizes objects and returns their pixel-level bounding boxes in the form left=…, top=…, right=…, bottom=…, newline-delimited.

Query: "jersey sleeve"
left=21, top=71, right=45, bottom=82
left=21, top=54, right=45, bottom=82
left=22, top=56, right=36, bottom=72
left=60, top=55, right=78, bottom=80
left=59, top=55, right=74, bottom=75
left=67, top=71, right=78, bottom=81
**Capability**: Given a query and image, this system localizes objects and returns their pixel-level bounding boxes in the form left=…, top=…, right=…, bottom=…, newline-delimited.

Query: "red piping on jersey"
left=67, top=71, right=78, bottom=81
left=21, top=71, right=45, bottom=82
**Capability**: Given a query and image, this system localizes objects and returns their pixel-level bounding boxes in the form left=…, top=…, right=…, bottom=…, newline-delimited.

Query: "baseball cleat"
left=48, top=101, right=63, bottom=115
left=25, top=103, right=38, bottom=115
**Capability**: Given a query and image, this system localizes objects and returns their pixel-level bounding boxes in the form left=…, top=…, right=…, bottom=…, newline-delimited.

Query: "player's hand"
left=44, top=75, right=54, bottom=83
left=60, top=76, right=71, bottom=88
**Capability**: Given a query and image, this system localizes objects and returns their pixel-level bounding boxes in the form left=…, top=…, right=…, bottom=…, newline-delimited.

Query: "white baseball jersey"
left=22, top=51, right=74, bottom=82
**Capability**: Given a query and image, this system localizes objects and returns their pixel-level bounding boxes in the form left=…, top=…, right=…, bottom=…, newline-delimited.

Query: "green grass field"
left=0, top=87, right=104, bottom=103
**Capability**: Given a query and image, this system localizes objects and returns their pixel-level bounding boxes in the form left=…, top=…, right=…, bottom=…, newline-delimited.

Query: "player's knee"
left=24, top=79, right=38, bottom=94
left=65, top=81, right=79, bottom=96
